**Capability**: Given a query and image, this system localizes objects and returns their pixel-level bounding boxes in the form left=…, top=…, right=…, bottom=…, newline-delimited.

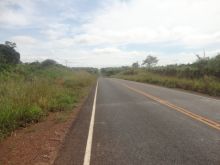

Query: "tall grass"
left=101, top=54, right=220, bottom=96
left=114, top=69, right=220, bottom=96
left=0, top=64, right=96, bottom=139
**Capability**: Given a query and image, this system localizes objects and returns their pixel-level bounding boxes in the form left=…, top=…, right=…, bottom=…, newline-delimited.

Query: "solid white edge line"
left=83, top=81, right=98, bottom=165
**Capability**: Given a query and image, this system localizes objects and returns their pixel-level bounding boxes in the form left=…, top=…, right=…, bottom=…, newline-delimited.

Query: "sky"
left=0, top=0, right=220, bottom=68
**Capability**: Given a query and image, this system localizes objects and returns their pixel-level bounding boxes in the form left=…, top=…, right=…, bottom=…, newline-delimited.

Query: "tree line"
left=102, top=53, right=220, bottom=79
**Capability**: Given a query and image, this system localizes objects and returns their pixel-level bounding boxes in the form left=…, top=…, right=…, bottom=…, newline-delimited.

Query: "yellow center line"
left=121, top=83, right=220, bottom=131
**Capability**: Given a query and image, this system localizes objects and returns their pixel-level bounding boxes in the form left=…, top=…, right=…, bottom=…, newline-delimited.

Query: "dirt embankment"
left=0, top=105, right=82, bottom=165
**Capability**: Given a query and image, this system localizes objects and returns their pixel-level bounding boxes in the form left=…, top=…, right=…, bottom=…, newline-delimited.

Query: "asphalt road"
left=55, top=78, right=220, bottom=165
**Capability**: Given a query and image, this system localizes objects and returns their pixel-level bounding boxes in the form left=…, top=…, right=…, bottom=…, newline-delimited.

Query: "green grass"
left=114, top=69, right=220, bottom=96
left=0, top=64, right=96, bottom=139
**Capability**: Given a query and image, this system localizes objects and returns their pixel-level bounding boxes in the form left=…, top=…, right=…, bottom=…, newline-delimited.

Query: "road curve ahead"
left=55, top=78, right=220, bottom=165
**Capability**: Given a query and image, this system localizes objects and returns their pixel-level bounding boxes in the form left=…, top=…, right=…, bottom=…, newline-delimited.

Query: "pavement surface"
left=54, top=78, right=220, bottom=165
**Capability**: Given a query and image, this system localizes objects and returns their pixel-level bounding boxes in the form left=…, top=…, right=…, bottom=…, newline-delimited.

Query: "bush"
left=17, top=106, right=43, bottom=126
left=0, top=43, right=20, bottom=65
left=49, top=94, right=75, bottom=112
left=40, top=59, right=57, bottom=67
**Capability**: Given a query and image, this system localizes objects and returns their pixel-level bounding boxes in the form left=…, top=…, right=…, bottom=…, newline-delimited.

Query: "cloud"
left=10, top=35, right=37, bottom=45
left=41, top=23, right=72, bottom=40
left=1, top=0, right=220, bottom=67
left=93, top=47, right=121, bottom=54
left=0, top=0, right=35, bottom=27
left=74, top=0, right=220, bottom=48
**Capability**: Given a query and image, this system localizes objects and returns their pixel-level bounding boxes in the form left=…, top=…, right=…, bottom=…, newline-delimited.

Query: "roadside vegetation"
left=0, top=41, right=97, bottom=139
left=101, top=53, right=220, bottom=96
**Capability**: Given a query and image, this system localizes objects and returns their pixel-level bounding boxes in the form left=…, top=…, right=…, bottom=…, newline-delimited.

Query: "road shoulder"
left=0, top=86, right=95, bottom=165
left=54, top=84, right=96, bottom=165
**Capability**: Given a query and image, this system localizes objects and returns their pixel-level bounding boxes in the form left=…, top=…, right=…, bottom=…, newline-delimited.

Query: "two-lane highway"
left=55, top=78, right=220, bottom=165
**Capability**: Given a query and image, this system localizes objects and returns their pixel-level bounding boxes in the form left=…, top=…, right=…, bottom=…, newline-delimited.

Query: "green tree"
left=142, top=55, right=158, bottom=68
left=0, top=41, right=20, bottom=65
left=41, top=59, right=57, bottom=67
left=132, top=62, right=139, bottom=68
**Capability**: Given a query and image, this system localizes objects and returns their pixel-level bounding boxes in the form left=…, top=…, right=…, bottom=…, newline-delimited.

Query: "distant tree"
left=194, top=50, right=210, bottom=72
left=41, top=59, right=57, bottom=67
left=30, top=61, right=40, bottom=65
left=207, top=53, right=220, bottom=77
left=142, top=55, right=158, bottom=68
left=0, top=41, right=20, bottom=65
left=132, top=62, right=139, bottom=68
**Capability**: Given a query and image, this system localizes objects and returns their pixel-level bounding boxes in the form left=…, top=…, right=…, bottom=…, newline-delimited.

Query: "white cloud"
left=10, top=35, right=37, bottom=45
left=0, top=0, right=35, bottom=27
left=0, top=10, right=28, bottom=26
left=93, top=47, right=121, bottom=54
left=41, top=23, right=72, bottom=40
left=2, top=0, right=220, bottom=67
left=75, top=0, right=220, bottom=47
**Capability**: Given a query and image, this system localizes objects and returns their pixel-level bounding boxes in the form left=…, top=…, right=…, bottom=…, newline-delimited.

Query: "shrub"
left=40, top=59, right=57, bottom=67
left=49, top=94, right=75, bottom=112
left=0, top=43, right=20, bottom=65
